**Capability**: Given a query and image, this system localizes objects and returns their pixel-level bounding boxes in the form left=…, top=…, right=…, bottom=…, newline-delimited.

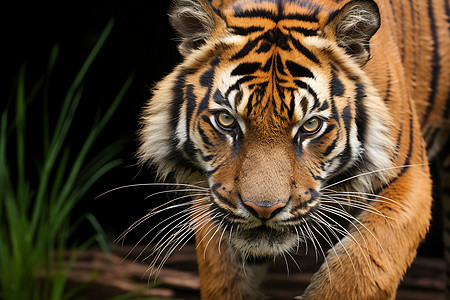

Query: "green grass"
left=0, top=19, right=133, bottom=300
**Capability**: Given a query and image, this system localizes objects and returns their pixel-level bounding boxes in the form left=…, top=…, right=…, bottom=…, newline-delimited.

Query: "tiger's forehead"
left=211, top=0, right=338, bottom=126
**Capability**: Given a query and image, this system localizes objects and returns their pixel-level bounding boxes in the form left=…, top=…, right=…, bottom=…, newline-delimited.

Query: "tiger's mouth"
left=208, top=194, right=316, bottom=258
left=227, top=223, right=300, bottom=258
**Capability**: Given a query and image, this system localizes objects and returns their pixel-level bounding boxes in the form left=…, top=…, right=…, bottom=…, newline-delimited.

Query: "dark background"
left=3, top=1, right=179, bottom=244
left=3, top=1, right=443, bottom=257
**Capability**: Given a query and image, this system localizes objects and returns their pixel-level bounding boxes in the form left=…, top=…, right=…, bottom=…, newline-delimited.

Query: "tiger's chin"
left=229, top=225, right=299, bottom=261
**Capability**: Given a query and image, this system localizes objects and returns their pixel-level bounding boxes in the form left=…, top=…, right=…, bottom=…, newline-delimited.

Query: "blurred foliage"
left=0, top=19, right=133, bottom=300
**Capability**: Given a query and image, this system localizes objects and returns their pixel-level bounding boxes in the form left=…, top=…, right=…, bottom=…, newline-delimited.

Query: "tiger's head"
left=139, top=0, right=395, bottom=260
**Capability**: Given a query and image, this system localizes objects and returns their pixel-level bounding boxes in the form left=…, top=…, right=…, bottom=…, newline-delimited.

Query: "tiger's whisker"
left=322, top=189, right=406, bottom=209
left=322, top=164, right=427, bottom=190
left=96, top=182, right=209, bottom=199
left=147, top=206, right=213, bottom=273
left=281, top=252, right=290, bottom=277
left=116, top=195, right=206, bottom=244
left=319, top=195, right=394, bottom=220
left=144, top=188, right=209, bottom=200
left=309, top=218, right=344, bottom=270
left=218, top=223, right=228, bottom=254
left=310, top=213, right=356, bottom=274
left=317, top=204, right=374, bottom=272
left=303, top=220, right=332, bottom=284
left=203, top=216, right=226, bottom=258
left=286, top=251, right=302, bottom=272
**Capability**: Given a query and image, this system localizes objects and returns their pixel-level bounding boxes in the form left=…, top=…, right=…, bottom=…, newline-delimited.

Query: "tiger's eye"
left=216, top=111, right=236, bottom=129
left=301, top=117, right=322, bottom=134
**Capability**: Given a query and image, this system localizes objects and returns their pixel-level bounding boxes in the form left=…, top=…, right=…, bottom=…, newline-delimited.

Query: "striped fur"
left=138, top=0, right=450, bottom=299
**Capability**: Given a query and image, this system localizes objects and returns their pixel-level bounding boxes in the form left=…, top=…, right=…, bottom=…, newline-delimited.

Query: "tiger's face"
left=139, top=0, right=395, bottom=260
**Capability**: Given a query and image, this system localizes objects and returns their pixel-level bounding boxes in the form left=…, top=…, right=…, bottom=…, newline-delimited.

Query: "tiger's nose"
left=243, top=200, right=287, bottom=219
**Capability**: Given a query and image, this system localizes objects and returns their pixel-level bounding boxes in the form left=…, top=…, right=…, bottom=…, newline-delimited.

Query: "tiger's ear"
left=325, top=0, right=380, bottom=65
left=169, top=0, right=226, bottom=56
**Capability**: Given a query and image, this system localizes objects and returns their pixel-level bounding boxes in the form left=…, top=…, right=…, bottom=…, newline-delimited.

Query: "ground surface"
left=66, top=244, right=445, bottom=300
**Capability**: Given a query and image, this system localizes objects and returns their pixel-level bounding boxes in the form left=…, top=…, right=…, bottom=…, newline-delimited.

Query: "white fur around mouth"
left=230, top=225, right=298, bottom=258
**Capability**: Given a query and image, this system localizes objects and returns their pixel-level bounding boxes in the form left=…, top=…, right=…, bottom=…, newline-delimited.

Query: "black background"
left=3, top=1, right=443, bottom=257
left=3, top=1, right=179, bottom=244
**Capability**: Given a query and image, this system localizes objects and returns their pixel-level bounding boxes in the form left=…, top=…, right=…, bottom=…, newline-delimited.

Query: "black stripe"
left=341, top=106, right=352, bottom=134
left=319, top=100, right=329, bottom=112
left=355, top=83, right=368, bottom=144
left=446, top=0, right=450, bottom=26
left=170, top=70, right=186, bottom=133
left=399, top=0, right=406, bottom=61
left=200, top=153, right=214, bottom=162
left=212, top=89, right=230, bottom=107
left=330, top=68, right=345, bottom=97
left=197, top=88, right=212, bottom=116
left=333, top=105, right=353, bottom=169
left=294, top=129, right=304, bottom=156
left=185, top=84, right=197, bottom=140
left=231, top=26, right=265, bottom=35
left=233, top=8, right=278, bottom=20
left=288, top=91, right=295, bottom=120
left=288, top=26, right=318, bottom=36
left=168, top=70, right=187, bottom=166
left=290, top=37, right=319, bottom=64
left=321, top=123, right=337, bottom=137
left=235, top=90, right=244, bottom=108
left=276, top=54, right=287, bottom=75
left=329, top=95, right=340, bottom=124
left=183, top=139, right=198, bottom=163
left=246, top=91, right=256, bottom=116
left=232, top=62, right=261, bottom=76
left=197, top=68, right=216, bottom=117
left=212, top=189, right=237, bottom=209
left=225, top=75, right=257, bottom=101
left=300, top=97, right=309, bottom=115
left=384, top=65, right=392, bottom=102
left=262, top=57, right=272, bottom=72
left=210, top=57, right=221, bottom=67
left=322, top=96, right=341, bottom=162
left=274, top=28, right=291, bottom=50
left=277, top=0, right=284, bottom=21
left=423, top=1, right=441, bottom=123
left=309, top=122, right=333, bottom=148
left=322, top=135, right=338, bottom=157
left=200, top=68, right=214, bottom=87
left=283, top=13, right=318, bottom=23
left=286, top=60, right=314, bottom=78
left=256, top=41, right=273, bottom=53
left=294, top=80, right=319, bottom=111
left=232, top=126, right=243, bottom=154
left=198, top=124, right=213, bottom=147
left=388, top=0, right=397, bottom=27
left=232, top=3, right=319, bottom=23
left=231, top=37, right=262, bottom=60
left=323, top=96, right=352, bottom=184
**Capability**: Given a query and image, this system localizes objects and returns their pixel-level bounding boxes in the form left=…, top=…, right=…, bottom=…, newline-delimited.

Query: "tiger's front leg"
left=194, top=212, right=267, bottom=300
left=300, top=165, right=433, bottom=300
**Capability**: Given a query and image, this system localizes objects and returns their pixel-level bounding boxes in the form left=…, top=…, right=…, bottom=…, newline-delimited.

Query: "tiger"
left=136, top=0, right=450, bottom=299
